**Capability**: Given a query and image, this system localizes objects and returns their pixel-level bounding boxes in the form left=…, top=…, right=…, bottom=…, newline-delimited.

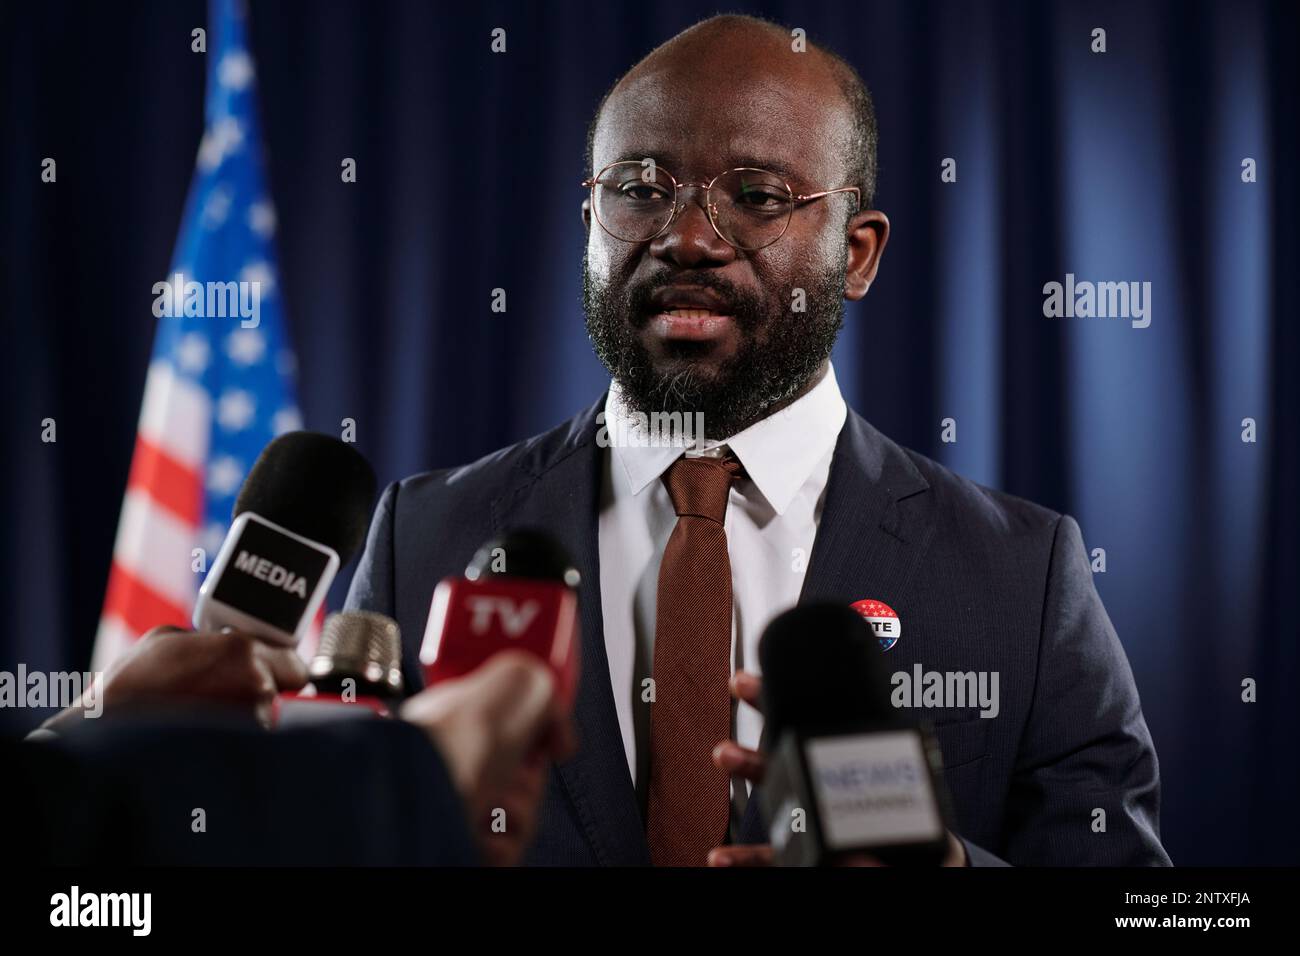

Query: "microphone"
left=192, top=431, right=377, bottom=646
left=309, top=610, right=404, bottom=698
left=419, top=529, right=581, bottom=706
left=272, top=610, right=405, bottom=727
left=757, top=603, right=955, bottom=866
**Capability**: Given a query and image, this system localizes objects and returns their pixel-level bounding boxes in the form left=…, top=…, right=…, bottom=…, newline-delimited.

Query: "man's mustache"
left=624, top=272, right=763, bottom=330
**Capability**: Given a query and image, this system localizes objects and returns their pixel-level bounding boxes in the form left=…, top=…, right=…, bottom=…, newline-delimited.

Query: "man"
left=347, top=14, right=1170, bottom=866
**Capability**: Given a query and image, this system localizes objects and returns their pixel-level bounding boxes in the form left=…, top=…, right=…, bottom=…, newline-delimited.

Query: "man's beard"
left=582, top=256, right=846, bottom=440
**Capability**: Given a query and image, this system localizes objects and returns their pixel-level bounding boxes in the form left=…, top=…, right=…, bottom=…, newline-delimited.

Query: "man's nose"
left=649, top=186, right=735, bottom=268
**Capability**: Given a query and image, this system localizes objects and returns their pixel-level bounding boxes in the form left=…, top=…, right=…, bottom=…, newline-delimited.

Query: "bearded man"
left=347, top=14, right=1170, bottom=868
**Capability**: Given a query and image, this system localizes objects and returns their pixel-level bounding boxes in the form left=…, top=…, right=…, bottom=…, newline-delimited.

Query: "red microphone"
left=419, top=530, right=580, bottom=706
left=272, top=610, right=404, bottom=727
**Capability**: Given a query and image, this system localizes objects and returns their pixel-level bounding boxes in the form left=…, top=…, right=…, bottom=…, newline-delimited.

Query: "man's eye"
left=619, top=184, right=670, bottom=202
left=735, top=189, right=786, bottom=208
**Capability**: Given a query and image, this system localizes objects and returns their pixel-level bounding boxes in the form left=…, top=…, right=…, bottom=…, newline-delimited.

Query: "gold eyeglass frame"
left=582, top=160, right=861, bottom=251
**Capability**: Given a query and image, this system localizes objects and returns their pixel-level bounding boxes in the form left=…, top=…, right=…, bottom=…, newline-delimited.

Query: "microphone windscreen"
left=233, top=432, right=377, bottom=565
left=759, top=602, right=896, bottom=745
left=465, top=528, right=581, bottom=587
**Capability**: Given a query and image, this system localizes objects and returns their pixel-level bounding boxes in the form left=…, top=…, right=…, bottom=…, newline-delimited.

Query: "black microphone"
left=757, top=603, right=955, bottom=866
left=192, top=432, right=377, bottom=646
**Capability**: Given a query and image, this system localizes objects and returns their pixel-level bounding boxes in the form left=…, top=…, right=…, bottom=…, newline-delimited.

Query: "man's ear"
left=844, top=209, right=889, bottom=300
left=581, top=198, right=592, bottom=231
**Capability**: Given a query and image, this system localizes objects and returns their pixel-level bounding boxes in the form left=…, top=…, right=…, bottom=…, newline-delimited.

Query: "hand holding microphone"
left=707, top=670, right=772, bottom=867
left=412, top=527, right=583, bottom=863
left=709, top=603, right=969, bottom=867
left=39, top=625, right=308, bottom=734
left=40, top=607, right=400, bottom=734
left=44, top=432, right=374, bottom=733
left=308, top=593, right=577, bottom=865
left=401, top=652, right=576, bottom=865
left=55, top=430, right=576, bottom=864
left=706, top=666, right=966, bottom=867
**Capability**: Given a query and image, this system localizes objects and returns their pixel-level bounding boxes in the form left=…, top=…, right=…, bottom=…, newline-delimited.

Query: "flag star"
left=218, top=51, right=255, bottom=91
left=247, top=200, right=277, bottom=238
left=239, top=259, right=275, bottom=297
left=272, top=407, right=304, bottom=436
left=200, top=185, right=233, bottom=229
left=225, top=328, right=266, bottom=366
left=216, top=389, right=257, bottom=431
left=175, top=333, right=210, bottom=373
left=197, top=116, right=245, bottom=172
left=207, top=456, right=245, bottom=497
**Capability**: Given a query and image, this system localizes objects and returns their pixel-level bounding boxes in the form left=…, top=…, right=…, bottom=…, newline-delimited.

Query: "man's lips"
left=649, top=307, right=735, bottom=341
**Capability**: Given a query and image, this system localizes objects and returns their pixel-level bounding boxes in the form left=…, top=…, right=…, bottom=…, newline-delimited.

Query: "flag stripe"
left=110, top=489, right=202, bottom=611
left=137, top=360, right=212, bottom=469
left=126, top=435, right=204, bottom=526
left=102, top=562, right=192, bottom=637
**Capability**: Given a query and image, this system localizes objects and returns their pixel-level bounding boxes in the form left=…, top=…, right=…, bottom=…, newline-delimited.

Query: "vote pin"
left=850, top=598, right=901, bottom=651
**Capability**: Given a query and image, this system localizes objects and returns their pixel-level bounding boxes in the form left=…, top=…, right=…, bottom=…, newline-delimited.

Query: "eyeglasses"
left=582, top=160, right=860, bottom=251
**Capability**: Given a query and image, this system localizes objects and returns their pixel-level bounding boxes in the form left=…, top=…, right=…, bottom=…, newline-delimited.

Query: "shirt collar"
left=604, top=363, right=847, bottom=516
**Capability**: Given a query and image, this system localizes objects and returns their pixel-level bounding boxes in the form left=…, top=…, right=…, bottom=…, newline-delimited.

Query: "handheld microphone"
left=272, top=610, right=404, bottom=727
left=757, top=603, right=955, bottom=867
left=419, top=529, right=581, bottom=706
left=192, top=431, right=377, bottom=646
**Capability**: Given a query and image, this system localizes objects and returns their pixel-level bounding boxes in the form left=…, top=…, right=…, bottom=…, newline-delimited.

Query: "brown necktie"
left=646, top=452, right=743, bottom=866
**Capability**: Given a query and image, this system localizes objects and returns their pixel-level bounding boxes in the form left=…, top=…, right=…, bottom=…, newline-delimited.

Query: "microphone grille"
left=310, top=611, right=404, bottom=696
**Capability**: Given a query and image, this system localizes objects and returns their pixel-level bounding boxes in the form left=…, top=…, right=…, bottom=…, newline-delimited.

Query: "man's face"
left=583, top=39, right=862, bottom=440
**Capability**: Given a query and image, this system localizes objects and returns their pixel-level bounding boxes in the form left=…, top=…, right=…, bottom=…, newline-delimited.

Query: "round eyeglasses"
left=585, top=160, right=857, bottom=252
left=582, top=161, right=861, bottom=251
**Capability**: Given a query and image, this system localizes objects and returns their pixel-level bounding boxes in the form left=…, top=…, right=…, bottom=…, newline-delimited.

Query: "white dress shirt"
left=596, top=363, right=848, bottom=810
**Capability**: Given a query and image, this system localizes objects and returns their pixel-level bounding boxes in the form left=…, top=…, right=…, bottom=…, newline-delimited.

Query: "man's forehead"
left=593, top=55, right=852, bottom=185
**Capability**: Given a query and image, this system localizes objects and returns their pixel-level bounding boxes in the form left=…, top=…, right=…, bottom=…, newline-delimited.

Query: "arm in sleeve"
left=20, top=716, right=480, bottom=865
left=345, top=481, right=427, bottom=692
left=345, top=480, right=399, bottom=617
left=998, top=514, right=1171, bottom=865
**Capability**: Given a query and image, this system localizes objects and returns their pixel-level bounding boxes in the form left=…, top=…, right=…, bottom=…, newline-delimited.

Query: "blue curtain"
left=3, top=0, right=1295, bottom=864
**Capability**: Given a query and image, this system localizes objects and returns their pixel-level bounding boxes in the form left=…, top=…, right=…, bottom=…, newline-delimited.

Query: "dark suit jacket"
left=346, top=397, right=1171, bottom=866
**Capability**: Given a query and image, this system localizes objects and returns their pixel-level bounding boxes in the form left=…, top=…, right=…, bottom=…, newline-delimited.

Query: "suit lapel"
left=737, top=409, right=934, bottom=845
left=798, top=410, right=933, bottom=606
left=492, top=397, right=650, bottom=865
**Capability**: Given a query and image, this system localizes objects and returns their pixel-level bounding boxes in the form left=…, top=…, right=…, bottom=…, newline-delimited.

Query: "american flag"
left=93, top=0, right=308, bottom=671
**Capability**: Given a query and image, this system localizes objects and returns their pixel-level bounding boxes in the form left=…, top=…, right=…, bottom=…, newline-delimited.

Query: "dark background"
left=2, top=0, right=1296, bottom=865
